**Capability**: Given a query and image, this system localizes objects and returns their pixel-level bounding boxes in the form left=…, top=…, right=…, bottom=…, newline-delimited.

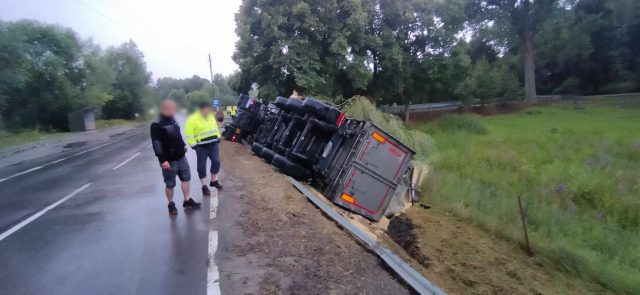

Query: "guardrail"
left=289, top=177, right=447, bottom=295
left=378, top=93, right=640, bottom=115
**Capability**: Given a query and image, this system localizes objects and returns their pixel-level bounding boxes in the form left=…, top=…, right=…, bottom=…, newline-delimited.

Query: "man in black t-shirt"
left=150, top=99, right=201, bottom=216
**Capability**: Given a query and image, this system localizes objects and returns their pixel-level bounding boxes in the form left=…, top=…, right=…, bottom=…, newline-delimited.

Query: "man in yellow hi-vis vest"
left=185, top=102, right=223, bottom=196
left=227, top=105, right=237, bottom=121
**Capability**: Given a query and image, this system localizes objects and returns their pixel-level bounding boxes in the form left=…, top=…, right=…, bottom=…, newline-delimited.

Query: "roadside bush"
left=436, top=114, right=487, bottom=134
left=600, top=81, right=639, bottom=94
left=342, top=96, right=434, bottom=160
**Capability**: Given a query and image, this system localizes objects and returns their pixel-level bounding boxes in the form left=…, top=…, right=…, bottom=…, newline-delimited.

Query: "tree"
left=167, top=89, right=187, bottom=105
left=102, top=40, right=151, bottom=119
left=212, top=73, right=238, bottom=104
left=0, top=20, right=86, bottom=131
left=184, top=90, right=210, bottom=112
left=466, top=0, right=559, bottom=102
left=80, top=40, right=116, bottom=108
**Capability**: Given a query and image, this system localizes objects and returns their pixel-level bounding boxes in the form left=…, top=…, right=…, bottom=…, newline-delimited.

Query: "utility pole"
left=208, top=53, right=214, bottom=83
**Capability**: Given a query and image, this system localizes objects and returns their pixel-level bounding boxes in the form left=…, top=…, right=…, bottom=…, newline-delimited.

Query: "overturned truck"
left=224, top=95, right=419, bottom=221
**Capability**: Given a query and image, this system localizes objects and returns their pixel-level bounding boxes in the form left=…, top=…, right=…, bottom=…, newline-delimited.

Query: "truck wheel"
left=251, top=143, right=264, bottom=155
left=223, top=124, right=237, bottom=140
left=286, top=98, right=304, bottom=114
left=301, top=97, right=329, bottom=117
left=322, top=107, right=342, bottom=124
left=260, top=148, right=277, bottom=163
left=273, top=155, right=310, bottom=180
left=274, top=96, right=288, bottom=110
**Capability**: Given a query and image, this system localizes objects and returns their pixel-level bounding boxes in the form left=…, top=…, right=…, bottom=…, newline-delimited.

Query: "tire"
left=251, top=143, right=264, bottom=155
left=301, top=97, right=329, bottom=117
left=260, top=148, right=277, bottom=163
left=274, top=96, right=288, bottom=110
left=273, top=155, right=310, bottom=180
left=323, top=107, right=342, bottom=124
left=286, top=98, right=303, bottom=114
left=223, top=124, right=237, bottom=140
left=288, top=152, right=310, bottom=166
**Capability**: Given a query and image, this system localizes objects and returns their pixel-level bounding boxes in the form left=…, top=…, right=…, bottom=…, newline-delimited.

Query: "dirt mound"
left=396, top=207, right=612, bottom=295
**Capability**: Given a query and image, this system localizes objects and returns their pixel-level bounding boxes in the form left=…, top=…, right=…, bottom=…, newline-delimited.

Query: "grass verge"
left=417, top=103, right=640, bottom=294
left=0, top=130, right=67, bottom=149
left=0, top=119, right=140, bottom=149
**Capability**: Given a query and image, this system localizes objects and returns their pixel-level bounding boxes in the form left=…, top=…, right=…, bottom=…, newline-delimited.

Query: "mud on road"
left=216, top=141, right=411, bottom=294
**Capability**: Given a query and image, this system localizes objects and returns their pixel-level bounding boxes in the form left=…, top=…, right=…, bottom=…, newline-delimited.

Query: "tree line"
left=232, top=0, right=640, bottom=105
left=0, top=20, right=238, bottom=132
left=155, top=74, right=238, bottom=111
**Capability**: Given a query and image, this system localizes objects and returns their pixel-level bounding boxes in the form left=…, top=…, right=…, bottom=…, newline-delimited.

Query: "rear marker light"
left=372, top=132, right=386, bottom=143
left=336, top=113, right=345, bottom=126
left=341, top=193, right=356, bottom=204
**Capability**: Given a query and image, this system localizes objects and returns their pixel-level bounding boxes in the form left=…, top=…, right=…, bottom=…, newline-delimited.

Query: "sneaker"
left=168, top=202, right=178, bottom=216
left=183, top=198, right=201, bottom=209
left=210, top=180, right=223, bottom=190
left=202, top=185, right=211, bottom=196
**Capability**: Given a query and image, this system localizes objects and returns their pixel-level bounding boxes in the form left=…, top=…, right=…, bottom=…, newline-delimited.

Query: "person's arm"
left=150, top=122, right=168, bottom=164
left=184, top=115, right=198, bottom=148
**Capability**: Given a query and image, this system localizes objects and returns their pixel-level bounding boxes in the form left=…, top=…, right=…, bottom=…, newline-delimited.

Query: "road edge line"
left=0, top=182, right=92, bottom=242
left=207, top=185, right=221, bottom=295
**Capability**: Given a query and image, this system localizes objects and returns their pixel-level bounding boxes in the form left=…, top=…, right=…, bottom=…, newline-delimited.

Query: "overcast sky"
left=0, top=0, right=242, bottom=81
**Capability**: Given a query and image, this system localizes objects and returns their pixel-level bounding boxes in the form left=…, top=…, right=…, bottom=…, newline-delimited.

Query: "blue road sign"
left=213, top=99, right=220, bottom=107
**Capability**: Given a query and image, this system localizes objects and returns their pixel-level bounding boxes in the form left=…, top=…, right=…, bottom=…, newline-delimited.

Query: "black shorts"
left=162, top=156, right=191, bottom=188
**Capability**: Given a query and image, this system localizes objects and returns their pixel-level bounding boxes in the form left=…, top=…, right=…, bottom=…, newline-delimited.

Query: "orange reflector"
left=372, top=132, right=386, bottom=143
left=341, top=193, right=356, bottom=204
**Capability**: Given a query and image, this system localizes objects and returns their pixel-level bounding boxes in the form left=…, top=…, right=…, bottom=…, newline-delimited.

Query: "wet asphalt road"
left=0, top=124, right=212, bottom=295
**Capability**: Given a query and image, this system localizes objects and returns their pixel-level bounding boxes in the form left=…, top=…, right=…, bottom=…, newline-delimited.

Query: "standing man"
left=185, top=102, right=223, bottom=197
left=150, top=99, right=201, bottom=216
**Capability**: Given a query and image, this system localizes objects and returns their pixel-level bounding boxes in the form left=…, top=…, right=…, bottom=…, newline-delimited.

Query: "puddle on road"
left=63, top=141, right=88, bottom=149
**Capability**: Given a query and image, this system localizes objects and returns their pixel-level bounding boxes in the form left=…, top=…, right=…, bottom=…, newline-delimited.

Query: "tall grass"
left=417, top=104, right=640, bottom=294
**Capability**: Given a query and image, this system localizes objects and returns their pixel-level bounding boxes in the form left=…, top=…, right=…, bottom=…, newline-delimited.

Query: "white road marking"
left=50, top=157, right=67, bottom=164
left=112, top=152, right=141, bottom=170
left=0, top=166, right=43, bottom=182
left=0, top=130, right=144, bottom=183
left=0, top=182, right=92, bottom=242
left=207, top=184, right=221, bottom=295
left=207, top=231, right=221, bottom=295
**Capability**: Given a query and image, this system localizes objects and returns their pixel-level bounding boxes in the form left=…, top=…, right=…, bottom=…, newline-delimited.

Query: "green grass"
left=417, top=102, right=640, bottom=294
left=95, top=118, right=139, bottom=129
left=0, top=119, right=140, bottom=149
left=0, top=130, right=68, bottom=149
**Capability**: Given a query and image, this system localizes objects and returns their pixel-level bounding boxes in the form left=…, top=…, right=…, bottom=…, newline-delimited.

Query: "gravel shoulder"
left=216, top=141, right=411, bottom=294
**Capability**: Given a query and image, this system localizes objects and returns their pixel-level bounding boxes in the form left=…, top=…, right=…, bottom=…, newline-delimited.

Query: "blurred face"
left=160, top=100, right=177, bottom=117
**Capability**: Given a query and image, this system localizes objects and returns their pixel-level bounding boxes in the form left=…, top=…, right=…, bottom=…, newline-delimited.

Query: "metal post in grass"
left=517, top=195, right=534, bottom=256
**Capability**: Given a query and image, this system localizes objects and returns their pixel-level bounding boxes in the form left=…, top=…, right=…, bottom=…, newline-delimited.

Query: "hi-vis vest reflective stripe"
left=185, top=112, right=221, bottom=147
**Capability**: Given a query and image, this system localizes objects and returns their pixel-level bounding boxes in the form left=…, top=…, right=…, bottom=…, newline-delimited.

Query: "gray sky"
left=0, top=0, right=242, bottom=80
